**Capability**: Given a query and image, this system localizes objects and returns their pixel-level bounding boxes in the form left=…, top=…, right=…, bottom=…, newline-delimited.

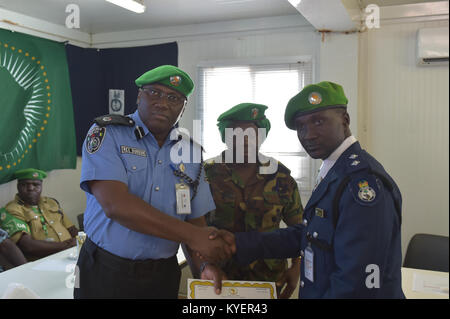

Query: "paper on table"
left=412, top=272, right=449, bottom=296
left=187, top=279, right=277, bottom=299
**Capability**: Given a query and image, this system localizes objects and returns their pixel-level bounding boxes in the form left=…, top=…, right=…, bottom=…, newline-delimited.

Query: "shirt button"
left=132, top=166, right=137, bottom=170
left=313, top=232, right=319, bottom=238
left=50, top=221, right=54, bottom=224
left=303, top=219, right=308, bottom=226
left=155, top=186, right=160, bottom=191
left=158, top=160, right=162, bottom=164
left=58, top=232, right=62, bottom=236
left=300, top=281, right=305, bottom=288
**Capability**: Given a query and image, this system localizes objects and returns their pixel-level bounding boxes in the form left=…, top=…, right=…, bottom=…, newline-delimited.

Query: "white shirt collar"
left=318, top=135, right=357, bottom=180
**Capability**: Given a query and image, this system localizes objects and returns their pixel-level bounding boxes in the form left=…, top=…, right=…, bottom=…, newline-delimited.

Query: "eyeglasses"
left=140, top=87, right=186, bottom=107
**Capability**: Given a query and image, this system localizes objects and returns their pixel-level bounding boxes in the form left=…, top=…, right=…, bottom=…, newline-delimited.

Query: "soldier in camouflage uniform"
left=202, top=103, right=304, bottom=299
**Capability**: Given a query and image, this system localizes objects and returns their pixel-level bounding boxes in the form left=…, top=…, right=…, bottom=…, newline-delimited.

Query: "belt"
left=83, top=237, right=178, bottom=277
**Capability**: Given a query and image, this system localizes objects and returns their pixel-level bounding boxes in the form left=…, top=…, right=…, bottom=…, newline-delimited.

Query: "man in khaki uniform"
left=0, top=168, right=78, bottom=260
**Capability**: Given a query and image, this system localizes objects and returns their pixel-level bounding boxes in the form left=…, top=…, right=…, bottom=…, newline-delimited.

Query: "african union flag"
left=0, top=29, right=76, bottom=184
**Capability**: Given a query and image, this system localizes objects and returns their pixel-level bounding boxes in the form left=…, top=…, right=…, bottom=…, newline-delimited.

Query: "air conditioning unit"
left=417, top=27, right=449, bottom=66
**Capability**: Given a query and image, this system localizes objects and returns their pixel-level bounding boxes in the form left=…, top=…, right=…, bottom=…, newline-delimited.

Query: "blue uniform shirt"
left=234, top=142, right=405, bottom=298
left=80, top=110, right=216, bottom=260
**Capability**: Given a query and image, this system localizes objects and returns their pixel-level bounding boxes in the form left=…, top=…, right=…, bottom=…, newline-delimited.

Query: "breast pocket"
left=123, top=155, right=148, bottom=194
left=261, top=192, right=283, bottom=231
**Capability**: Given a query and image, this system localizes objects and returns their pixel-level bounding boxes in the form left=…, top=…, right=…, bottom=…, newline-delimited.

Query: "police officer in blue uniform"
left=74, top=65, right=232, bottom=299
left=210, top=81, right=405, bottom=298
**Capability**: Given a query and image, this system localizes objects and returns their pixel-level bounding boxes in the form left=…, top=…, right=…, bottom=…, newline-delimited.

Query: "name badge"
left=120, top=145, right=147, bottom=157
left=304, top=244, right=314, bottom=282
left=176, top=183, right=191, bottom=215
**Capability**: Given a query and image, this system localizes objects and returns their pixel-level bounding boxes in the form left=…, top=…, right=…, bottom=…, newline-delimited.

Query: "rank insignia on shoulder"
left=86, top=126, right=106, bottom=154
left=357, top=179, right=376, bottom=202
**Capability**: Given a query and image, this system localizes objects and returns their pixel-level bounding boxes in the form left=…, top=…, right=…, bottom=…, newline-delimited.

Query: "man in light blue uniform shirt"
left=74, top=65, right=232, bottom=299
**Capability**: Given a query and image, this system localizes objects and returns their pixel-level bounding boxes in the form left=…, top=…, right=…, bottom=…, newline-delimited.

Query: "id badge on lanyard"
left=175, top=183, right=191, bottom=215
left=304, top=243, right=314, bottom=282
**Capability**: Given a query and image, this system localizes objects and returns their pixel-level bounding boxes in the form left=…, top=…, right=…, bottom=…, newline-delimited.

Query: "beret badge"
left=251, top=108, right=259, bottom=119
left=170, top=75, right=182, bottom=86
left=308, top=92, right=322, bottom=105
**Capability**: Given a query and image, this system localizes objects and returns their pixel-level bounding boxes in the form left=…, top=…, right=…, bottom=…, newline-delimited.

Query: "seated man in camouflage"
left=0, top=225, right=27, bottom=271
left=0, top=169, right=78, bottom=260
left=201, top=103, right=304, bottom=299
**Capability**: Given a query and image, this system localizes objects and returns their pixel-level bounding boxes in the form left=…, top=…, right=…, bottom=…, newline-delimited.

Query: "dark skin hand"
left=194, top=228, right=236, bottom=295
left=0, top=238, right=27, bottom=267
left=184, top=217, right=228, bottom=294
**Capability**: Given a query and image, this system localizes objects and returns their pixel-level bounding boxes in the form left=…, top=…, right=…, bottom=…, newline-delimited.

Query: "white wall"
left=359, top=19, right=449, bottom=257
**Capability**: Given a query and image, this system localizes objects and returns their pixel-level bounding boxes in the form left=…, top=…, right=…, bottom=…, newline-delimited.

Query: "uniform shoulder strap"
left=94, top=114, right=135, bottom=127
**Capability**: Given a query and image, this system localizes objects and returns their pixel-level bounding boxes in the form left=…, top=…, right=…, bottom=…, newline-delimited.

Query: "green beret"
left=135, top=65, right=194, bottom=97
left=284, top=81, right=348, bottom=130
left=14, top=168, right=47, bottom=181
left=217, top=103, right=271, bottom=143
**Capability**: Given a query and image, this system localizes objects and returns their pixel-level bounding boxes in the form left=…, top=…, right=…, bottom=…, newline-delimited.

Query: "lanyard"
left=169, top=151, right=203, bottom=201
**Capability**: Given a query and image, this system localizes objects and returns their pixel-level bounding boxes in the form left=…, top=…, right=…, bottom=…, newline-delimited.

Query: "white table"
left=401, top=267, right=449, bottom=299
left=4, top=252, right=445, bottom=299
left=0, top=246, right=187, bottom=299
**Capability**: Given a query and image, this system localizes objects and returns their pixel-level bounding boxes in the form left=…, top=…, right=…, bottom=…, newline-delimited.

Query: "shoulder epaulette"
left=276, top=161, right=291, bottom=175
left=94, top=114, right=135, bottom=127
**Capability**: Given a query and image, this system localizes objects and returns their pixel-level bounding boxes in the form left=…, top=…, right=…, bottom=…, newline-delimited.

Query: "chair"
left=403, top=233, right=449, bottom=272
left=77, top=214, right=84, bottom=232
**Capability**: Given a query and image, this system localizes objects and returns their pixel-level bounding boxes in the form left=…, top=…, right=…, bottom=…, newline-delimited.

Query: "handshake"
left=189, top=227, right=237, bottom=264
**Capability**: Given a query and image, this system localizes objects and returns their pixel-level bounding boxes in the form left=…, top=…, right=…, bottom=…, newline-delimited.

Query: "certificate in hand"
left=187, top=279, right=277, bottom=299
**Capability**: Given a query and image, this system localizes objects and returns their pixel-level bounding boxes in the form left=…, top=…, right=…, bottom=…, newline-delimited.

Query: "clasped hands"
left=191, top=226, right=236, bottom=264
left=187, top=227, right=235, bottom=294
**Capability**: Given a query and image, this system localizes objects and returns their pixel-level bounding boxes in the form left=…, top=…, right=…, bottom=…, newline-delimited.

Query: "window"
left=197, top=60, right=316, bottom=196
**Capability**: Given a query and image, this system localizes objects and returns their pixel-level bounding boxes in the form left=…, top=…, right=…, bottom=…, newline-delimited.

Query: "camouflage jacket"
left=204, top=153, right=304, bottom=282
